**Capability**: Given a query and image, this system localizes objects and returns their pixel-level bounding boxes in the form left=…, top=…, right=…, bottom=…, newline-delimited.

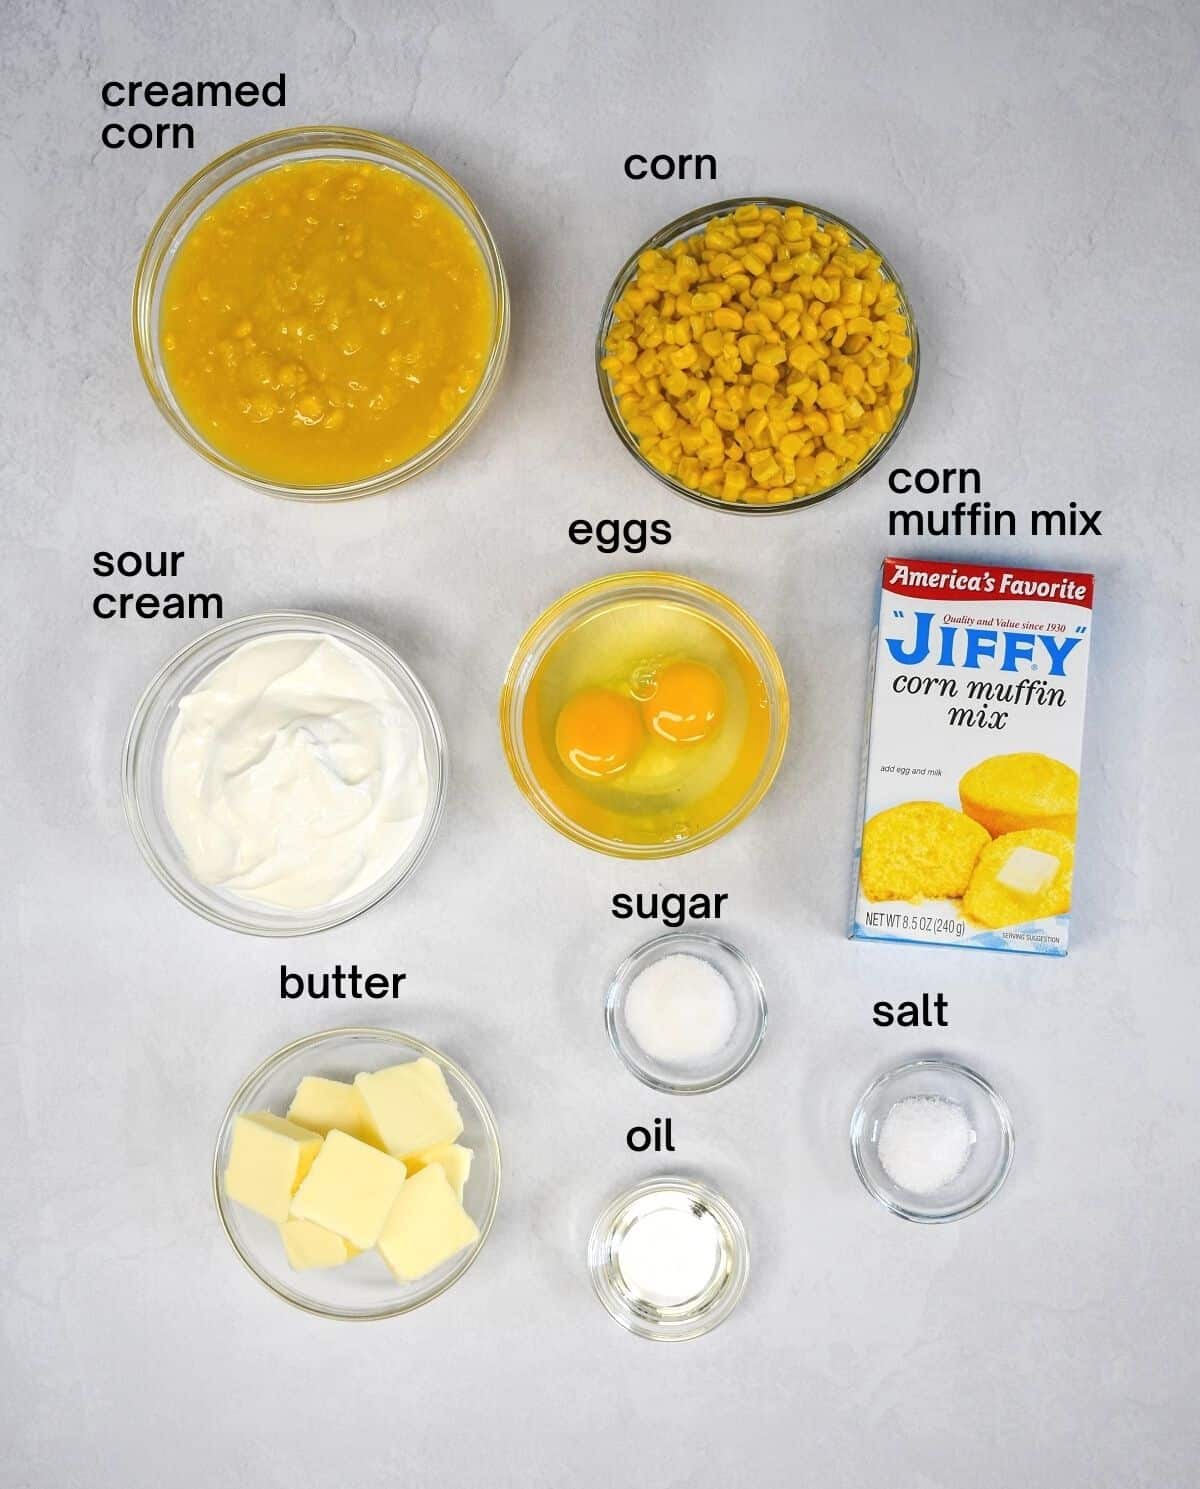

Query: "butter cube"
left=224, top=1112, right=323, bottom=1224
left=377, top=1163, right=480, bottom=1282
left=995, top=845, right=1059, bottom=896
left=354, top=1058, right=463, bottom=1158
left=289, top=1129, right=408, bottom=1249
left=279, top=1217, right=360, bottom=1271
left=406, top=1142, right=473, bottom=1200
left=287, top=1076, right=382, bottom=1148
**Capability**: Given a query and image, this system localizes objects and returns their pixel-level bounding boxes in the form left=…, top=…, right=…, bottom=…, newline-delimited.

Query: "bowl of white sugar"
left=850, top=1057, right=1014, bottom=1223
left=605, top=932, right=767, bottom=1094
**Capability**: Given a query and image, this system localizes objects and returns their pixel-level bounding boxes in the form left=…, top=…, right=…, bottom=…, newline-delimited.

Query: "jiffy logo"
left=886, top=610, right=1084, bottom=676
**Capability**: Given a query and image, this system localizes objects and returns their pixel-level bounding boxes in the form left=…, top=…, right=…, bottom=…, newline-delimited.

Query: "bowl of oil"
left=499, top=572, right=789, bottom=858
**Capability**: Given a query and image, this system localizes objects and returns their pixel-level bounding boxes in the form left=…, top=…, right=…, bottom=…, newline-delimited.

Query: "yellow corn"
left=602, top=204, right=913, bottom=505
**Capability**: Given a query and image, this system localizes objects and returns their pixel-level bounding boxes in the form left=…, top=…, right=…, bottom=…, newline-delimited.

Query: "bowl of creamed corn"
left=597, top=198, right=918, bottom=513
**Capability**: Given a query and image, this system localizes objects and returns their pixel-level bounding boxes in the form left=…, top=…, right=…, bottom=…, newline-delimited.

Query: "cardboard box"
left=851, top=557, right=1094, bottom=955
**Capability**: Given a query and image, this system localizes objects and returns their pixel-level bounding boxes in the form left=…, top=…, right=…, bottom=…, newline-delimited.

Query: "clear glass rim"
left=132, top=125, right=511, bottom=501
left=604, top=930, right=767, bottom=1093
left=587, top=1175, right=750, bottom=1341
left=121, top=609, right=448, bottom=936
left=849, top=1056, right=1015, bottom=1224
left=498, top=570, right=789, bottom=860
left=212, top=1027, right=502, bottom=1320
left=596, top=195, right=920, bottom=515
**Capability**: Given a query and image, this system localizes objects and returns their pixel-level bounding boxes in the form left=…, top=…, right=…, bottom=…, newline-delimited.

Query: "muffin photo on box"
left=859, top=801, right=988, bottom=904
left=959, top=752, right=1079, bottom=839
left=963, top=827, right=1074, bottom=929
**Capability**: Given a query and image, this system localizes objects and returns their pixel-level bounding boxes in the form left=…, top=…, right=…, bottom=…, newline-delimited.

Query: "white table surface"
left=4, top=2, right=1198, bottom=1485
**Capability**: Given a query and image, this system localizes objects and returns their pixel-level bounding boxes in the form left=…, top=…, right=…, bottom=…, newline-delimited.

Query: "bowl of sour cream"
left=123, top=612, right=447, bottom=935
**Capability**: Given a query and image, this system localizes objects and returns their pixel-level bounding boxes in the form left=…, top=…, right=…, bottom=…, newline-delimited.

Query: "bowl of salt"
left=850, top=1057, right=1014, bottom=1223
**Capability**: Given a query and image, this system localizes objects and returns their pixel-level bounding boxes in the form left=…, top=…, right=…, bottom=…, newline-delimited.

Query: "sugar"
left=877, top=1095, right=973, bottom=1194
left=623, top=952, right=737, bottom=1065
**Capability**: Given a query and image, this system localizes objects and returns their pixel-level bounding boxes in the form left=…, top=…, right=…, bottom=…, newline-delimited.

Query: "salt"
left=877, top=1095, right=973, bottom=1194
left=623, top=952, right=737, bottom=1065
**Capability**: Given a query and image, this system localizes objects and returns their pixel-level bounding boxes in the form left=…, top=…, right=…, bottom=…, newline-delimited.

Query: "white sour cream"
left=162, top=633, right=430, bottom=911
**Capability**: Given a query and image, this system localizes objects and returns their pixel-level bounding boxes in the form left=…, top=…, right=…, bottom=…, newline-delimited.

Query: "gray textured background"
left=3, top=2, right=1198, bottom=1485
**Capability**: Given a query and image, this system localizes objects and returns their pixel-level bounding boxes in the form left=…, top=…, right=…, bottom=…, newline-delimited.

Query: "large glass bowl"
left=133, top=126, right=510, bottom=500
left=499, top=572, right=789, bottom=859
left=597, top=196, right=918, bottom=514
left=122, top=610, right=447, bottom=936
left=213, top=1028, right=501, bottom=1319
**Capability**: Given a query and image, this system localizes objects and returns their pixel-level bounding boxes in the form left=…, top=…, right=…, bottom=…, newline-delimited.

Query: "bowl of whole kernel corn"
left=597, top=199, right=918, bottom=512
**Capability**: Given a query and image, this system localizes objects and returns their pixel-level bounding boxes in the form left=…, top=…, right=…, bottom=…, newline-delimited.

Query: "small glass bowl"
left=850, top=1057, right=1014, bottom=1223
left=214, top=1028, right=501, bottom=1320
left=588, top=1176, right=749, bottom=1341
left=499, top=571, right=789, bottom=859
left=606, top=932, right=766, bottom=1093
left=596, top=196, right=919, bottom=515
left=122, top=610, right=447, bottom=936
left=133, top=126, right=510, bottom=500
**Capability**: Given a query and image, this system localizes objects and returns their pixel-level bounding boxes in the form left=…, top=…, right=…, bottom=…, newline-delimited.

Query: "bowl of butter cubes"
left=214, top=1028, right=501, bottom=1318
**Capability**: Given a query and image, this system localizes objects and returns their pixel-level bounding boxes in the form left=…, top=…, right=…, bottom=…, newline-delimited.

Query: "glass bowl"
left=596, top=196, right=918, bottom=515
left=499, top=571, right=789, bottom=859
left=850, top=1057, right=1014, bottom=1223
left=214, top=1028, right=501, bottom=1320
left=588, top=1176, right=750, bottom=1341
left=133, top=126, right=510, bottom=500
left=122, top=610, right=447, bottom=936
left=606, top=931, right=766, bottom=1093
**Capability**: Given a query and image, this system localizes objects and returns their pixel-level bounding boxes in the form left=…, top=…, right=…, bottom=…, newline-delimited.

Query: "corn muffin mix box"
left=851, top=557, right=1094, bottom=955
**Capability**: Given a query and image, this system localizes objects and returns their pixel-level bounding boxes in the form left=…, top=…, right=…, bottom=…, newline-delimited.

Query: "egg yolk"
left=555, top=689, right=645, bottom=779
left=641, top=661, right=725, bottom=745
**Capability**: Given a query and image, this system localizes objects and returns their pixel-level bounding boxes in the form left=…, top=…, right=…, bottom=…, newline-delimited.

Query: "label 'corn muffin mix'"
left=851, top=557, right=1094, bottom=956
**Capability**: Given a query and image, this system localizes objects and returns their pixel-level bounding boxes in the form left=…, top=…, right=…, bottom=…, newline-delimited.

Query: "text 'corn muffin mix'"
left=851, top=557, right=1094, bottom=956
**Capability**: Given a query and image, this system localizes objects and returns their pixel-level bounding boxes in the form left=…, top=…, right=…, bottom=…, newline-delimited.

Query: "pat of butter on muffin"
left=995, top=845, right=1059, bottom=896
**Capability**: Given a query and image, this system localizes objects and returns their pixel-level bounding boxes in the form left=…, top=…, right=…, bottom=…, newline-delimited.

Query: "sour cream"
left=162, top=632, right=430, bottom=911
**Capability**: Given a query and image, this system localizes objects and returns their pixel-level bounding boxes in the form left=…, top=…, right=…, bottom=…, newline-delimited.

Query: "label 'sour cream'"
left=851, top=557, right=1095, bottom=956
